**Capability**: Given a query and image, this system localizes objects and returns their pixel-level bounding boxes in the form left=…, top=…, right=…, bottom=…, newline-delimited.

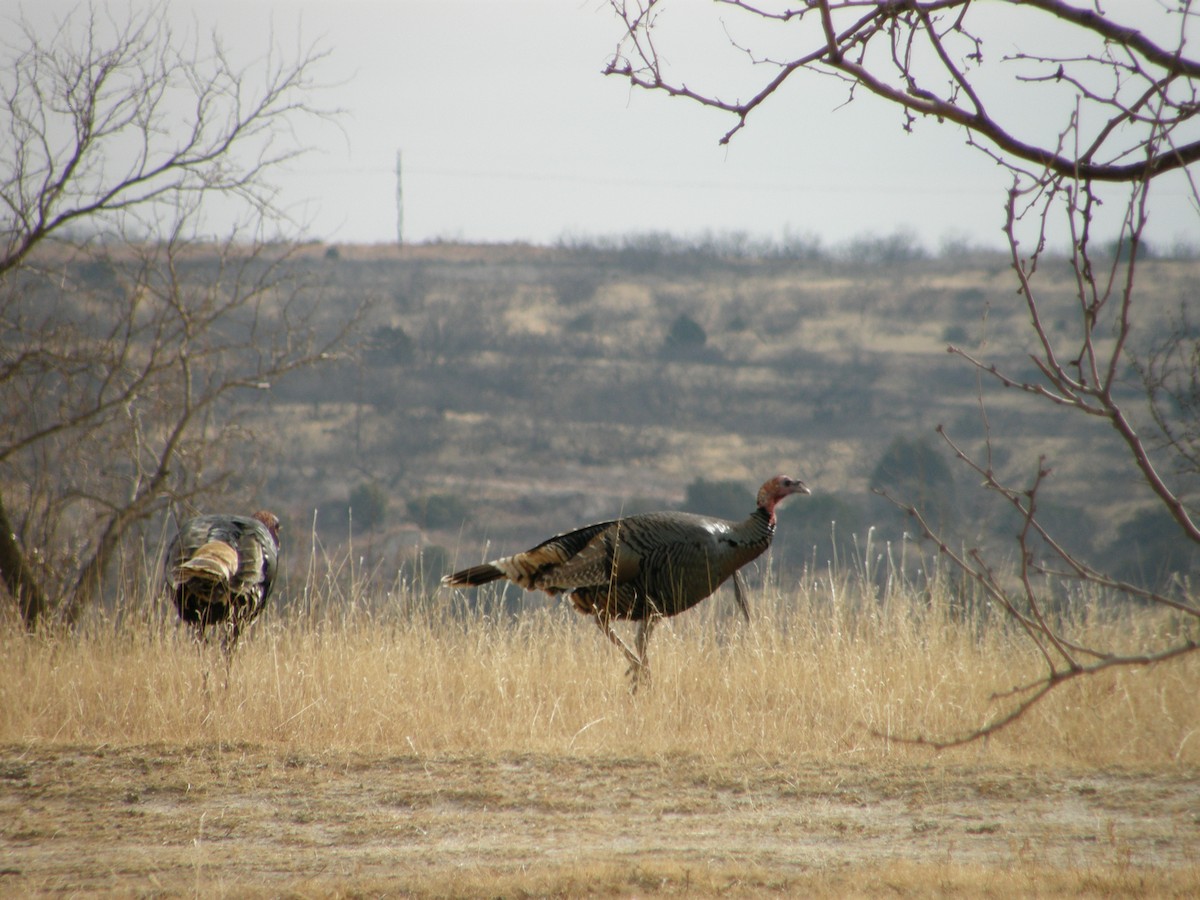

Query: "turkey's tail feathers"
left=174, top=541, right=239, bottom=587
left=442, top=563, right=505, bottom=587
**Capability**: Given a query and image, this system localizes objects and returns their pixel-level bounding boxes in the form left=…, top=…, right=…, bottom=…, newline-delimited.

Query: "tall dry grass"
left=2, top=540, right=1197, bottom=767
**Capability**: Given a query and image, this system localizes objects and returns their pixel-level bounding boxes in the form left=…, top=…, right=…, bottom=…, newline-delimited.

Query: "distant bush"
left=841, top=229, right=928, bottom=265
left=617, top=231, right=679, bottom=273
left=349, top=482, right=388, bottom=531
left=727, top=313, right=750, bottom=332
left=556, top=229, right=829, bottom=267
left=1104, top=506, right=1199, bottom=589
left=682, top=478, right=750, bottom=520
left=942, top=323, right=969, bottom=345
left=565, top=311, right=596, bottom=334
left=409, top=493, right=472, bottom=531
left=1104, top=235, right=1155, bottom=261
left=775, top=491, right=868, bottom=570
left=664, top=313, right=707, bottom=351
left=1165, top=238, right=1200, bottom=259
left=953, top=287, right=987, bottom=319
left=980, top=496, right=1099, bottom=574
left=364, top=325, right=415, bottom=366
left=869, top=435, right=958, bottom=535
left=551, top=271, right=601, bottom=307
left=77, top=258, right=119, bottom=290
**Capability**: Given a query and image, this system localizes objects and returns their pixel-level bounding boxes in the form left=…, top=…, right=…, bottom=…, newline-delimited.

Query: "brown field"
left=3, top=573, right=1198, bottom=897
left=7, top=246, right=1200, bottom=894
left=4, top=744, right=1198, bottom=897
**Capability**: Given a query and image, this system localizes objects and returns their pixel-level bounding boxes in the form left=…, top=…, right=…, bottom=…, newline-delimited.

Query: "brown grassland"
left=5, top=244, right=1200, bottom=895
left=2, top=562, right=1198, bottom=897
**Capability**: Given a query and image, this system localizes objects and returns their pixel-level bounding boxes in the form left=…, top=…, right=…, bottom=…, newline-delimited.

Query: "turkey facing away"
left=442, top=475, right=809, bottom=686
left=165, top=510, right=281, bottom=654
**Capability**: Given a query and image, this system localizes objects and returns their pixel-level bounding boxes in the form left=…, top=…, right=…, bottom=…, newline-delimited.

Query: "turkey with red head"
left=165, top=510, right=281, bottom=654
left=442, top=475, right=809, bottom=688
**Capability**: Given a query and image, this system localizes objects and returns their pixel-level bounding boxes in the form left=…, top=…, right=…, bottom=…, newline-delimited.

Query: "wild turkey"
left=165, top=510, right=281, bottom=654
left=442, top=475, right=809, bottom=687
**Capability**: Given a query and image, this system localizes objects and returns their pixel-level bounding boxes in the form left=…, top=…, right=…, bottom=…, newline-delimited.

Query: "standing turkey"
left=442, top=475, right=809, bottom=688
left=165, top=510, right=281, bottom=655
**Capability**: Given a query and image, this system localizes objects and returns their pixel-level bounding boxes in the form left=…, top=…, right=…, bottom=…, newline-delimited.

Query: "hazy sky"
left=29, top=1, right=1200, bottom=251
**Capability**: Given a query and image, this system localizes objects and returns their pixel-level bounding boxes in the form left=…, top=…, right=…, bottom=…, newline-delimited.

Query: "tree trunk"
left=0, top=489, right=50, bottom=629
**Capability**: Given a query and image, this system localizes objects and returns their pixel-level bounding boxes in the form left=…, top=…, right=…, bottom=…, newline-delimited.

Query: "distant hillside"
left=250, top=242, right=1197, bottom=593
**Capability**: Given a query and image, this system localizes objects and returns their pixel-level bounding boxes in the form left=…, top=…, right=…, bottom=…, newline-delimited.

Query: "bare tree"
left=606, top=0, right=1200, bottom=743
left=0, top=3, right=364, bottom=628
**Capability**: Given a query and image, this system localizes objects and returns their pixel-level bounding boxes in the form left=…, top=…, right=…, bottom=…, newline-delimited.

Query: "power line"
left=299, top=163, right=998, bottom=197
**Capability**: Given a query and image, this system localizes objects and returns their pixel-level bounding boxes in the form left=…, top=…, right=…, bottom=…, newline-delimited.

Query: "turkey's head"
left=252, top=510, right=282, bottom=547
left=756, top=475, right=810, bottom=519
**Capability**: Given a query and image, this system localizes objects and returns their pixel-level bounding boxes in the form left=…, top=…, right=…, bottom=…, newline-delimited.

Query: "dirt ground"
left=2, top=743, right=1198, bottom=897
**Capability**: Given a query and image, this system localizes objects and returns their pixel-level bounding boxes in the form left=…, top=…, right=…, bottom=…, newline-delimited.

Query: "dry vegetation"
left=245, top=245, right=1200, bottom=599
left=3, top=551, right=1198, bottom=895
left=6, top=2, right=1199, bottom=890
left=5, top=570, right=1197, bottom=764
left=20, top=242, right=1198, bottom=600
left=6, top=244, right=1200, bottom=896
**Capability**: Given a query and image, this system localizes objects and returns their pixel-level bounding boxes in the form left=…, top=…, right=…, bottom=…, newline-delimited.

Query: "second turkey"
left=441, top=474, right=810, bottom=689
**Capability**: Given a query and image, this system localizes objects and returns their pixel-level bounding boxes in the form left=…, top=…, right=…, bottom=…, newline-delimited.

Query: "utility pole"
left=395, top=149, right=404, bottom=245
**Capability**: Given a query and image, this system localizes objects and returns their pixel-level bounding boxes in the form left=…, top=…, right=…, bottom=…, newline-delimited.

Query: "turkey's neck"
left=728, top=506, right=776, bottom=566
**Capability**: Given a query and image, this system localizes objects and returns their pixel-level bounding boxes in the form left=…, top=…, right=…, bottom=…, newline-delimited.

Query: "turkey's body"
left=443, top=475, right=809, bottom=687
left=448, top=508, right=774, bottom=621
left=165, top=511, right=280, bottom=654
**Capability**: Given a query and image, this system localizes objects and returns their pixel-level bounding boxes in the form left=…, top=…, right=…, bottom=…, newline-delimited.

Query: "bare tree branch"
left=607, top=1, right=1200, bottom=177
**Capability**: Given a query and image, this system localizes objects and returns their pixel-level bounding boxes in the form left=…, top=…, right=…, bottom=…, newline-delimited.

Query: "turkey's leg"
left=593, top=611, right=644, bottom=671
left=628, top=615, right=658, bottom=693
left=732, top=571, right=751, bottom=624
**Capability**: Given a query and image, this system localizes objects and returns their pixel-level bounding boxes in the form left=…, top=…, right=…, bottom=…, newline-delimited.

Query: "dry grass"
left=3, top=557, right=1199, bottom=896
left=6, top=740, right=1197, bottom=896
left=3, top=560, right=1196, bottom=768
